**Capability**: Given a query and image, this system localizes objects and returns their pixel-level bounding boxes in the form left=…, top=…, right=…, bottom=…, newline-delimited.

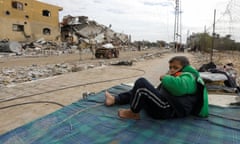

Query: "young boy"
left=105, top=56, right=208, bottom=120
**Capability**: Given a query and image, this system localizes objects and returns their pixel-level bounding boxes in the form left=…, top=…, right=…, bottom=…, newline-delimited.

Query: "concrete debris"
left=1, top=14, right=132, bottom=58
left=0, top=63, right=94, bottom=87
left=0, top=37, right=79, bottom=57
left=22, top=38, right=59, bottom=51
left=60, top=15, right=130, bottom=58
left=0, top=50, right=166, bottom=88
left=0, top=39, right=22, bottom=55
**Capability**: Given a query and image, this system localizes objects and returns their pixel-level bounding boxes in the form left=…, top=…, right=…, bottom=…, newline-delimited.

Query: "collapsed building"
left=60, top=15, right=130, bottom=50
left=0, top=1, right=130, bottom=56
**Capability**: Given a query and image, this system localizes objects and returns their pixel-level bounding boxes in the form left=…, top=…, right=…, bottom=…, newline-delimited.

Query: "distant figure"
left=180, top=44, right=184, bottom=52
left=175, top=43, right=181, bottom=52
left=104, top=56, right=209, bottom=120
left=192, top=45, right=197, bottom=52
left=89, top=45, right=95, bottom=59
left=137, top=44, right=141, bottom=51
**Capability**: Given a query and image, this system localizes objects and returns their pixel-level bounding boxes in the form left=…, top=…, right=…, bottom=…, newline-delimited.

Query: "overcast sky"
left=38, top=0, right=230, bottom=42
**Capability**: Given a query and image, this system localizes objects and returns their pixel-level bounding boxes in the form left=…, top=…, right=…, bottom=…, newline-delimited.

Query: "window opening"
left=43, top=28, right=51, bottom=35
left=12, top=24, right=24, bottom=31
left=42, top=10, right=51, bottom=17
left=12, top=1, right=23, bottom=10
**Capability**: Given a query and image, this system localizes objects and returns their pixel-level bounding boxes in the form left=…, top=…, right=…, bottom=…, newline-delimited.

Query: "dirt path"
left=0, top=49, right=173, bottom=134
left=0, top=49, right=163, bottom=68
left=0, top=51, right=238, bottom=135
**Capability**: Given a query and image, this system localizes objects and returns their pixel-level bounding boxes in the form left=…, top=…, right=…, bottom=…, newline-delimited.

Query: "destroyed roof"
left=61, top=15, right=129, bottom=44
left=62, top=15, right=98, bottom=26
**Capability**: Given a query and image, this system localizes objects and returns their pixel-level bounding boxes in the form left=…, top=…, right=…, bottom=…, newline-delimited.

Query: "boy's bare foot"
left=105, top=91, right=115, bottom=106
left=118, top=109, right=140, bottom=120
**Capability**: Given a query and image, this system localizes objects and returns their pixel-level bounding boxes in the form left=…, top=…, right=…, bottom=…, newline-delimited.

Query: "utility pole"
left=211, top=9, right=216, bottom=62
left=179, top=0, right=182, bottom=44
left=173, top=0, right=181, bottom=52
left=173, top=0, right=178, bottom=43
left=203, top=25, right=207, bottom=52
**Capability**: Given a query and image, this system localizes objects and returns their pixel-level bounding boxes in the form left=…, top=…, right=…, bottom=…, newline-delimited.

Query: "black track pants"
left=115, top=77, right=175, bottom=119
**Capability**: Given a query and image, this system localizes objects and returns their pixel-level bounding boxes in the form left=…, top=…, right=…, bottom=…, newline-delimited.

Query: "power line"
left=173, top=0, right=181, bottom=44
left=206, top=0, right=240, bottom=41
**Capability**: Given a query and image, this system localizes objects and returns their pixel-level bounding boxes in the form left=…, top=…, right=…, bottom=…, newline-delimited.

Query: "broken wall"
left=0, top=0, right=62, bottom=42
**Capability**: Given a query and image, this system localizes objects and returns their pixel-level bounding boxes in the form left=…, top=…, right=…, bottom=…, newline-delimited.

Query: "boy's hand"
left=160, top=74, right=166, bottom=81
left=160, top=71, right=171, bottom=81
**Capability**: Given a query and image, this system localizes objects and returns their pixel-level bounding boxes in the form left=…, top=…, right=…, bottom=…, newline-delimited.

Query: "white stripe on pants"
left=131, top=88, right=170, bottom=111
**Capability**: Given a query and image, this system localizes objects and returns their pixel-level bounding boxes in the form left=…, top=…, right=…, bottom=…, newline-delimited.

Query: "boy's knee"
left=136, top=77, right=146, bottom=83
left=135, top=77, right=148, bottom=86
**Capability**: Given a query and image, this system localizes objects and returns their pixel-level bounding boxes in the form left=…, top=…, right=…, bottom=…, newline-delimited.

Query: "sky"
left=38, top=0, right=230, bottom=43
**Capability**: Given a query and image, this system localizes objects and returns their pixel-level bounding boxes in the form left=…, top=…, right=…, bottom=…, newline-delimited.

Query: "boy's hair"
left=169, top=56, right=190, bottom=67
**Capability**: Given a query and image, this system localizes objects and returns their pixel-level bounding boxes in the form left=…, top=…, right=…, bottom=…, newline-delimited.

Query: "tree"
left=187, top=32, right=240, bottom=52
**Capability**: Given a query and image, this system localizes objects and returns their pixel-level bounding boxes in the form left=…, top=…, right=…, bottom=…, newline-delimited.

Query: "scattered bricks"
left=2, top=69, right=16, bottom=76
left=2, top=76, right=13, bottom=85
left=0, top=62, right=101, bottom=87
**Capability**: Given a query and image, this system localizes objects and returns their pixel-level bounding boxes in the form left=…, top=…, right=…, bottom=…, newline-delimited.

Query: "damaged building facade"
left=60, top=15, right=130, bottom=50
left=0, top=0, right=62, bottom=42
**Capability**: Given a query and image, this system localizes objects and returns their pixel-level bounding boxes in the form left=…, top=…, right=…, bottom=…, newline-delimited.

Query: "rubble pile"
left=0, top=14, right=166, bottom=87
left=0, top=50, right=164, bottom=88
left=60, top=15, right=130, bottom=51
left=21, top=37, right=85, bottom=56
left=0, top=38, right=80, bottom=58
left=1, top=15, right=131, bottom=58
left=0, top=63, right=94, bottom=87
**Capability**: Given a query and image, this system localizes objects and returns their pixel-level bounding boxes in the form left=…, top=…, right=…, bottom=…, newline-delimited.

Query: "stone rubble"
left=0, top=63, right=88, bottom=87
left=0, top=50, right=164, bottom=88
left=1, top=50, right=238, bottom=89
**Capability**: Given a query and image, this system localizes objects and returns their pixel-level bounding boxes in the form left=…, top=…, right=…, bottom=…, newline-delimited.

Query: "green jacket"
left=161, top=65, right=209, bottom=117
